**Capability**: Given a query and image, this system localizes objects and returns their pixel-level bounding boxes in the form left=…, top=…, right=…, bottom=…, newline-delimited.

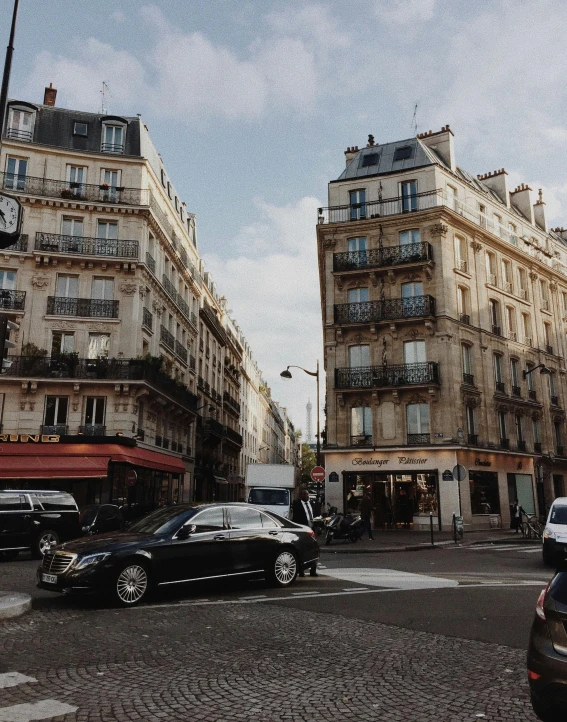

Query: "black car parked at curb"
left=37, top=503, right=320, bottom=606
left=0, top=489, right=80, bottom=559
left=528, top=566, right=567, bottom=720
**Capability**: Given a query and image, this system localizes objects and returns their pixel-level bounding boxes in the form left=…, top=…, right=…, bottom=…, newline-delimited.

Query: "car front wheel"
left=267, top=549, right=298, bottom=587
left=33, top=530, right=60, bottom=559
left=114, top=561, right=150, bottom=606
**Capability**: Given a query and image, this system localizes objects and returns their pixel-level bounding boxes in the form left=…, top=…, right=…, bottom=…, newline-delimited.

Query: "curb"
left=320, top=544, right=442, bottom=555
left=0, top=592, right=32, bottom=620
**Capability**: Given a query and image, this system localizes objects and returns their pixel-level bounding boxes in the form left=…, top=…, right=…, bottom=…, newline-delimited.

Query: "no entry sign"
left=310, top=466, right=325, bottom=482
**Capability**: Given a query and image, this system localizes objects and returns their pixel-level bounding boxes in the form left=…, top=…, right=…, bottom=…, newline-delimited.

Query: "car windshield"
left=248, top=489, right=290, bottom=506
left=128, top=506, right=195, bottom=535
left=550, top=506, right=567, bottom=525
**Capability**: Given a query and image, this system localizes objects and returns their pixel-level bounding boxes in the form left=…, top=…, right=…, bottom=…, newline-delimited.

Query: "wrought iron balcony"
left=319, top=189, right=443, bottom=224
left=334, top=295, right=435, bottom=324
left=204, top=418, right=224, bottom=437
left=460, top=313, right=470, bottom=325
left=101, top=142, right=124, bottom=154
left=35, top=232, right=138, bottom=259
left=0, top=289, right=25, bottom=311
left=335, top=362, right=439, bottom=389
left=224, top=426, right=243, bottom=447
left=407, top=433, right=430, bottom=446
left=4, top=233, right=28, bottom=252
left=41, top=424, right=68, bottom=435
left=500, top=438, right=510, bottom=450
left=495, top=381, right=506, bottom=394
left=351, top=434, right=373, bottom=447
left=160, top=325, right=175, bottom=351
left=529, top=390, right=537, bottom=401
left=546, top=345, right=554, bottom=355
left=512, top=386, right=521, bottom=397
left=468, top=434, right=478, bottom=445
left=46, top=297, right=119, bottom=318
left=142, top=307, right=153, bottom=331
left=175, top=340, right=188, bottom=363
left=5, top=127, right=33, bottom=141
left=145, top=252, right=156, bottom=274
left=79, top=424, right=106, bottom=436
left=462, top=373, right=474, bottom=386
left=534, top=442, right=542, bottom=453
left=517, top=440, right=527, bottom=452
left=162, top=275, right=192, bottom=323
left=492, top=325, right=502, bottom=336
left=551, top=395, right=560, bottom=407
left=223, top=391, right=241, bottom=414
left=333, top=242, right=432, bottom=272
left=1, top=172, right=147, bottom=205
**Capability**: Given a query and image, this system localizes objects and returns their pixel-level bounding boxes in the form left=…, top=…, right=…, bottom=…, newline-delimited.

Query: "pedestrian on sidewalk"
left=510, top=499, right=523, bottom=533
left=291, top=489, right=317, bottom=577
left=359, top=488, right=374, bottom=540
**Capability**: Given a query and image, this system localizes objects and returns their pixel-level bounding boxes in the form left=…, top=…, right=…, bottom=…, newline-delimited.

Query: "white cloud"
left=374, top=0, right=436, bottom=25
left=203, top=196, right=323, bottom=433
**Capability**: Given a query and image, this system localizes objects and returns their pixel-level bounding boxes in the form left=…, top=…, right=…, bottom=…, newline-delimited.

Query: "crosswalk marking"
left=0, top=700, right=78, bottom=721
left=452, top=544, right=540, bottom=552
left=0, top=673, right=36, bottom=690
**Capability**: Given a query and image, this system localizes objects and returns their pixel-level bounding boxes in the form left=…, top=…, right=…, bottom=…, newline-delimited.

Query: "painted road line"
left=343, top=587, right=369, bottom=591
left=291, top=592, right=321, bottom=597
left=319, top=567, right=459, bottom=590
left=0, top=673, right=37, bottom=690
left=0, top=700, right=78, bottom=721
left=238, top=595, right=268, bottom=600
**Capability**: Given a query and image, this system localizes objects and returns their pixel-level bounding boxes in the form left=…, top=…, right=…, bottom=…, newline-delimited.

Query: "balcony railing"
left=407, top=433, right=430, bottom=446
left=319, top=189, right=443, bottom=224
left=204, top=418, right=224, bottom=437
left=79, top=424, right=106, bottom=436
left=495, top=381, right=506, bottom=394
left=175, top=340, right=188, bottom=363
left=546, top=345, right=554, bottom=355
left=551, top=395, right=559, bottom=407
left=5, top=357, right=198, bottom=411
left=333, top=242, right=432, bottom=272
left=492, top=325, right=502, bottom=336
left=35, top=232, right=138, bottom=259
left=512, top=386, right=521, bottom=397
left=46, top=297, right=119, bottom=318
left=160, top=325, right=175, bottom=351
left=534, top=442, right=542, bottom=453
left=468, top=434, right=478, bottom=445
left=101, top=142, right=124, bottom=154
left=4, top=233, right=28, bottom=252
left=41, top=424, right=68, bottom=435
left=224, top=426, right=243, bottom=447
left=142, top=307, right=153, bottom=331
left=162, top=275, right=192, bottom=323
left=1, top=172, right=147, bottom=205
left=335, top=362, right=439, bottom=389
left=334, top=296, right=435, bottom=324
left=0, top=289, right=25, bottom=311
left=351, top=434, right=372, bottom=447
left=460, top=313, right=470, bottom=325
left=223, top=391, right=241, bottom=414
left=462, top=373, right=474, bottom=386
left=528, top=390, right=537, bottom=401
left=145, top=252, right=156, bottom=274
left=500, top=438, right=510, bottom=450
left=200, top=304, right=228, bottom=345
left=5, top=127, right=32, bottom=141
left=189, top=355, right=196, bottom=371
left=517, top=440, right=527, bottom=452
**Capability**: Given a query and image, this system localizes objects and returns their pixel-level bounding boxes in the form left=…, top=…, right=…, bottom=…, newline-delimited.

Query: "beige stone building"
left=318, top=126, right=567, bottom=530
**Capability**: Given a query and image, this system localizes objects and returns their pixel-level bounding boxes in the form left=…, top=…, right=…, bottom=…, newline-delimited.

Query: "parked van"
left=543, top=497, right=567, bottom=565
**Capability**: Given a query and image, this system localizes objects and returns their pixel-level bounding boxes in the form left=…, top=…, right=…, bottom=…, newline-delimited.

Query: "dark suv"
left=0, top=490, right=80, bottom=559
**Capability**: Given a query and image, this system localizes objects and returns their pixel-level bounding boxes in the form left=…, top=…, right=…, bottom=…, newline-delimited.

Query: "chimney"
left=417, top=125, right=455, bottom=172
left=510, top=184, right=534, bottom=224
left=533, top=189, right=547, bottom=232
left=43, top=83, right=57, bottom=107
left=552, top=227, right=567, bottom=242
left=344, top=145, right=359, bottom=168
left=477, top=169, right=509, bottom=207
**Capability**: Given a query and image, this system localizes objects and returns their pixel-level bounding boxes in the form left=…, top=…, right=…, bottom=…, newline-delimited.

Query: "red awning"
left=0, top=454, right=108, bottom=479
left=109, top=446, right=185, bottom=474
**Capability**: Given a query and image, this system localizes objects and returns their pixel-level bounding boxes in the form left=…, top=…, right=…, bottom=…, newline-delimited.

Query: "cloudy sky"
left=9, top=0, right=567, bottom=436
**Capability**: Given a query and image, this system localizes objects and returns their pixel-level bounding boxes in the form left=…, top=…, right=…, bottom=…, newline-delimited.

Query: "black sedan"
left=37, top=503, right=320, bottom=606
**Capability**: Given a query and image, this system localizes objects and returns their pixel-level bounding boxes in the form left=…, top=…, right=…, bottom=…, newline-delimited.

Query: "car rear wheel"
left=33, top=530, right=60, bottom=559
left=267, top=549, right=298, bottom=587
left=114, top=561, right=150, bottom=607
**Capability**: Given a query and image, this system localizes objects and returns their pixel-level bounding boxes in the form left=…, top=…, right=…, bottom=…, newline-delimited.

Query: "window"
left=540, top=280, right=549, bottom=310
left=515, top=414, right=524, bottom=444
left=0, top=494, right=26, bottom=511
left=506, top=306, right=517, bottom=341
left=348, top=287, right=369, bottom=303
left=469, top=471, right=500, bottom=514
left=498, top=409, right=507, bottom=442
left=5, top=156, right=27, bottom=190
left=167, top=182, right=172, bottom=199
left=7, top=107, right=34, bottom=141
left=511, top=358, right=520, bottom=391
left=56, top=274, right=79, bottom=298
left=399, top=229, right=420, bottom=246
left=101, top=124, right=124, bottom=153
left=462, top=344, right=472, bottom=381
left=73, top=122, right=88, bottom=137
left=401, top=281, right=423, bottom=298
left=518, top=267, right=528, bottom=299
left=522, top=314, right=532, bottom=345
left=229, top=506, right=263, bottom=529
left=501, top=260, right=512, bottom=292
left=51, top=331, right=74, bottom=356
left=100, top=169, right=120, bottom=200
left=44, top=396, right=69, bottom=428
left=493, top=353, right=504, bottom=387
left=0, top=270, right=16, bottom=290
left=349, top=345, right=370, bottom=367
left=91, top=277, right=114, bottom=300
left=489, top=299, right=501, bottom=333
left=349, top=189, right=366, bottom=220
left=479, top=203, right=487, bottom=228
left=361, top=152, right=379, bottom=167
left=401, top=181, right=417, bottom=212
left=160, top=169, right=166, bottom=187
left=348, top=237, right=367, bottom=252
left=61, top=217, right=84, bottom=237
left=407, top=403, right=430, bottom=442
left=494, top=213, right=504, bottom=238
left=446, top=185, right=458, bottom=212
left=351, top=406, right=372, bottom=445
left=549, top=372, right=558, bottom=405
left=509, top=223, right=518, bottom=245
left=88, top=334, right=110, bottom=359
left=485, top=251, right=496, bottom=284
left=393, top=146, right=413, bottom=161
left=190, top=507, right=225, bottom=533
left=85, top=397, right=106, bottom=426
left=455, top=235, right=468, bottom=272
left=96, top=221, right=118, bottom=240
left=533, top=418, right=541, bottom=444
left=404, top=340, right=426, bottom=364
left=457, top=286, right=469, bottom=322
left=555, top=422, right=563, bottom=453
left=466, top=405, right=476, bottom=436
left=66, top=165, right=86, bottom=196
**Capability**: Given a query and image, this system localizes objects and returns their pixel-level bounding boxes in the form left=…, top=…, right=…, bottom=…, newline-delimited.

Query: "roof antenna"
left=100, top=81, right=111, bottom=115
left=411, top=102, right=418, bottom=135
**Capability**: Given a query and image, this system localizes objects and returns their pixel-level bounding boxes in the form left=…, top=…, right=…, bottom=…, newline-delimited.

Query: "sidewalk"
left=319, top=528, right=538, bottom=554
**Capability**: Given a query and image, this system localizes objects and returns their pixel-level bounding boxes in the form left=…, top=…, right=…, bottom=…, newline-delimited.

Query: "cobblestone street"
left=0, top=593, right=536, bottom=722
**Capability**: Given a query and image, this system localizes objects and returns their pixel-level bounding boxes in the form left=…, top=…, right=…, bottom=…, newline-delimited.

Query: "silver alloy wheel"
left=38, top=532, right=58, bottom=556
left=274, top=551, right=297, bottom=585
left=116, top=564, right=148, bottom=605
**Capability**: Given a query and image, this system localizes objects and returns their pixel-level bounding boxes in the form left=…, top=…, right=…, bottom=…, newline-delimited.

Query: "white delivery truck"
left=246, top=464, right=296, bottom=519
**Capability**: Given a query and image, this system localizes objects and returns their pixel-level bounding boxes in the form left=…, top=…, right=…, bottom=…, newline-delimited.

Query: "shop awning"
left=109, top=446, right=186, bottom=474
left=0, top=454, right=108, bottom=479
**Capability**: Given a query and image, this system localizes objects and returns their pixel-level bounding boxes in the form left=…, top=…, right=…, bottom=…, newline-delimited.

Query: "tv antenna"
left=411, top=102, right=418, bottom=135
left=100, top=81, right=112, bottom=115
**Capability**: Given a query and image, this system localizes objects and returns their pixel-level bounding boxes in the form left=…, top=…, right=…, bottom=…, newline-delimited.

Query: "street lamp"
left=280, top=361, right=321, bottom=467
left=523, top=363, right=552, bottom=379
left=195, top=404, right=216, bottom=413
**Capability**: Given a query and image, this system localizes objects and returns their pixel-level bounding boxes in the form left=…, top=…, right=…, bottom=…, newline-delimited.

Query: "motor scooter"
left=324, top=511, right=362, bottom=545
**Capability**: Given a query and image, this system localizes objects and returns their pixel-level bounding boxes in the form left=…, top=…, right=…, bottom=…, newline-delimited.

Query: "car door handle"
left=268, top=531, right=278, bottom=536
left=214, top=535, right=226, bottom=541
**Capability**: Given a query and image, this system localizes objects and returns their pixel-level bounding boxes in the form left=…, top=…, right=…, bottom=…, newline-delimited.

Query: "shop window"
left=507, top=473, right=535, bottom=515
left=469, top=471, right=501, bottom=515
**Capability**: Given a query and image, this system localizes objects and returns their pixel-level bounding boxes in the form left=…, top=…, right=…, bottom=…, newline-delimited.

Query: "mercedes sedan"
left=37, top=503, right=320, bottom=606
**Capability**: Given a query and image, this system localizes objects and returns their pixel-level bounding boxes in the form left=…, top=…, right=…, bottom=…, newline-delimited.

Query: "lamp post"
left=0, top=0, right=20, bottom=155
left=522, top=363, right=551, bottom=379
left=280, top=361, right=321, bottom=467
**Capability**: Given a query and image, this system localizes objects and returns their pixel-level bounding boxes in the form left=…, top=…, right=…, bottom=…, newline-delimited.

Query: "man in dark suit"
left=291, top=489, right=317, bottom=577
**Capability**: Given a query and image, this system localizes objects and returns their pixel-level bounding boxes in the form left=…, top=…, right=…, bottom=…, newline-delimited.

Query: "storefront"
left=324, top=446, right=537, bottom=531
left=0, top=435, right=187, bottom=517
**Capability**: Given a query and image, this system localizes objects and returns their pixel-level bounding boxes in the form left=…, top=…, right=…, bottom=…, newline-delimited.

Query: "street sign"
left=0, top=193, right=23, bottom=249
left=452, top=464, right=467, bottom=481
left=442, top=469, right=453, bottom=481
left=328, top=471, right=339, bottom=483
left=310, top=466, right=325, bottom=482
left=126, top=469, right=137, bottom=486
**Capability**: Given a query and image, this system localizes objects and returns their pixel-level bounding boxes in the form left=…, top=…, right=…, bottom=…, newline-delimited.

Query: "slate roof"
left=335, top=136, right=439, bottom=182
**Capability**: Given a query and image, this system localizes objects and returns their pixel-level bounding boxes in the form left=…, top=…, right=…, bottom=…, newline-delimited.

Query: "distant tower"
left=306, top=399, right=313, bottom=444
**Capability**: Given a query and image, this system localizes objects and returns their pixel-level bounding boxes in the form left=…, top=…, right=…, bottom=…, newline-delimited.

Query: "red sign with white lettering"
left=310, top=466, right=325, bottom=482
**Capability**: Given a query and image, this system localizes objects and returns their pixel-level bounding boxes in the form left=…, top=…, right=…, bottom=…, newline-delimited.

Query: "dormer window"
left=393, top=145, right=413, bottom=161
left=7, top=106, right=34, bottom=142
left=101, top=121, right=126, bottom=154
left=73, top=122, right=88, bottom=137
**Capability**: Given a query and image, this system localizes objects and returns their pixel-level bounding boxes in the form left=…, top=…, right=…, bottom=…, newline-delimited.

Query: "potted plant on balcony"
left=20, top=342, right=48, bottom=376
left=60, top=188, right=76, bottom=199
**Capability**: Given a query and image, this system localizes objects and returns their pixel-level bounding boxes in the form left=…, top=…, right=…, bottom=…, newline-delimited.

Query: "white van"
left=543, top=497, right=567, bottom=565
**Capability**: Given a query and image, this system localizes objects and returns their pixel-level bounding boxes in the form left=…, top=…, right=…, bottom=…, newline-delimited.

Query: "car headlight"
left=75, top=552, right=112, bottom=569
left=544, top=530, right=556, bottom=540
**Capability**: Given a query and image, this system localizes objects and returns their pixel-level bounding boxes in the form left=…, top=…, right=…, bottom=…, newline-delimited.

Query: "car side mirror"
left=176, top=523, right=197, bottom=540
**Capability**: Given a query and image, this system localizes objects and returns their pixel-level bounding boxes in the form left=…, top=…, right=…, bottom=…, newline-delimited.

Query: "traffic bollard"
left=429, top=511, right=434, bottom=547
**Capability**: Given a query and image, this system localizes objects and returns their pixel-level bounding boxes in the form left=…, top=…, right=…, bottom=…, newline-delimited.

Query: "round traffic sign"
left=126, top=469, right=138, bottom=487
left=310, top=466, right=325, bottom=482
left=452, top=464, right=467, bottom=482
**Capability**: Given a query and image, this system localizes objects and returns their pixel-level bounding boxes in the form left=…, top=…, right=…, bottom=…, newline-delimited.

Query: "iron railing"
left=333, top=242, right=432, bottom=272
left=335, top=362, right=439, bottom=389
left=500, top=438, right=510, bottom=450
left=546, top=345, right=554, bottom=355
left=175, top=340, right=188, bottom=363
left=101, top=142, right=124, bottom=154
left=35, top=232, right=138, bottom=259
left=142, top=307, right=153, bottom=331
left=224, top=426, right=243, bottom=446
left=319, top=189, right=443, bottom=223
left=162, top=275, right=192, bottom=323
left=204, top=418, right=224, bottom=437
left=160, top=325, right=175, bottom=351
left=351, top=434, right=372, bottom=447
left=189, top=355, right=196, bottom=371
left=468, top=434, right=478, bottom=445
left=462, top=373, right=474, bottom=386
left=460, top=313, right=470, bottom=325
left=5, top=127, right=32, bottom=141
left=200, top=304, right=228, bottom=345
left=492, top=325, right=502, bottom=336
left=512, top=386, right=521, bottom=397
left=79, top=424, right=106, bottom=436
left=334, top=295, right=435, bottom=324
left=41, top=424, right=68, bottom=435
left=517, top=440, right=527, bottom=452
left=551, top=395, right=560, bottom=406
left=4, top=233, right=28, bottom=252
left=495, top=381, right=506, bottom=393
left=0, top=289, right=25, bottom=311
left=534, top=442, right=542, bottom=453
left=223, top=391, right=241, bottom=414
left=0, top=172, right=147, bottom=205
left=46, top=297, right=119, bottom=318
left=407, top=433, right=430, bottom=445
left=145, top=252, right=156, bottom=274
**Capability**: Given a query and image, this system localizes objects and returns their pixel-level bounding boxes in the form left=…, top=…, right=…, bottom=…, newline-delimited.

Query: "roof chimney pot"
left=43, top=83, right=57, bottom=107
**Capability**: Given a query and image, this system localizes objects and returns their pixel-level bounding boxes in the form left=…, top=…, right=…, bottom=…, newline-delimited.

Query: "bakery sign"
left=352, top=456, right=428, bottom=466
left=0, top=434, right=60, bottom=443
